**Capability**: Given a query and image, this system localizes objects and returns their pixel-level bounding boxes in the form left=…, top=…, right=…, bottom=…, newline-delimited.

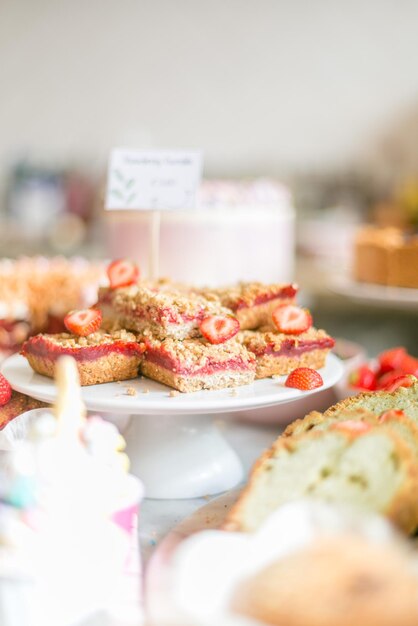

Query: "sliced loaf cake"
left=325, top=380, right=418, bottom=422
left=284, top=408, right=418, bottom=456
left=225, top=427, right=418, bottom=534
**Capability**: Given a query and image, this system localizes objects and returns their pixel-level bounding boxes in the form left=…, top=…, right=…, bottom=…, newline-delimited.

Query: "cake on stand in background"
left=105, top=179, right=295, bottom=286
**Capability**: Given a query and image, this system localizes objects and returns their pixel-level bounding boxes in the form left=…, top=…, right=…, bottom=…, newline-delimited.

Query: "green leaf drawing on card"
left=125, top=178, right=135, bottom=189
left=113, top=169, right=125, bottom=183
left=126, top=192, right=136, bottom=205
left=110, top=189, right=124, bottom=199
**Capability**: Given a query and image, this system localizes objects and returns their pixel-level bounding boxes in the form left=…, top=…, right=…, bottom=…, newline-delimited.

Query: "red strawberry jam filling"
left=144, top=342, right=253, bottom=377
left=250, top=336, right=335, bottom=358
left=22, top=334, right=144, bottom=362
left=234, top=284, right=298, bottom=311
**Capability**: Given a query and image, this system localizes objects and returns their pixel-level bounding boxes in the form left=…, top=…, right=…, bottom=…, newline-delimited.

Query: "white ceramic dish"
left=1, top=353, right=343, bottom=416
left=1, top=354, right=343, bottom=499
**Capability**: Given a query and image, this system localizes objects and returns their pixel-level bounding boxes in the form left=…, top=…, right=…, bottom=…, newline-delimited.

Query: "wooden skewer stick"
left=148, top=209, right=161, bottom=281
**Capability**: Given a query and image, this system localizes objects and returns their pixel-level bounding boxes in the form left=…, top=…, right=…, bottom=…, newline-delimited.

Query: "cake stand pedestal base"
left=1, top=354, right=344, bottom=500
left=123, top=414, right=243, bottom=499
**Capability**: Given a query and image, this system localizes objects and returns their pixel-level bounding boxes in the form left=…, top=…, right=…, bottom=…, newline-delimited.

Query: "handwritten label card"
left=106, top=148, right=202, bottom=210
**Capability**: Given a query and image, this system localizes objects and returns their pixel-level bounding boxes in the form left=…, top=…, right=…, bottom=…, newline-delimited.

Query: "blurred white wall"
left=1, top=0, right=418, bottom=186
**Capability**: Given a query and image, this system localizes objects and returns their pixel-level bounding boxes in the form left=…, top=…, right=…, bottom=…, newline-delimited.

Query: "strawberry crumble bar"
left=22, top=330, right=145, bottom=386
left=206, top=282, right=298, bottom=330
left=0, top=391, right=49, bottom=429
left=141, top=336, right=256, bottom=392
left=98, top=285, right=230, bottom=340
left=238, top=327, right=335, bottom=378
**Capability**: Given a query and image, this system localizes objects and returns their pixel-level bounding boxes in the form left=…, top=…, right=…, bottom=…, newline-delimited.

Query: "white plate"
left=1, top=353, right=343, bottom=416
left=331, top=275, right=418, bottom=309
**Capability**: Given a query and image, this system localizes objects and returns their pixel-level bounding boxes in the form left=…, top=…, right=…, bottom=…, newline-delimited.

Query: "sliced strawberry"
left=377, top=347, right=406, bottom=374
left=400, top=353, right=418, bottom=377
left=272, top=305, right=312, bottom=335
left=383, top=374, right=416, bottom=393
left=199, top=315, right=240, bottom=344
left=107, top=259, right=140, bottom=289
left=331, top=420, right=372, bottom=434
left=379, top=409, right=405, bottom=423
left=349, top=365, right=377, bottom=391
left=284, top=367, right=323, bottom=391
left=376, top=369, right=405, bottom=390
left=64, top=308, right=102, bottom=337
left=0, top=373, right=12, bottom=406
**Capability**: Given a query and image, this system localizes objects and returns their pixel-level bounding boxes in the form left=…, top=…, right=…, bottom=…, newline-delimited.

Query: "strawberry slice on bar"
left=107, top=259, right=140, bottom=289
left=272, top=304, right=312, bottom=335
left=199, top=315, right=240, bottom=344
left=64, top=308, right=102, bottom=337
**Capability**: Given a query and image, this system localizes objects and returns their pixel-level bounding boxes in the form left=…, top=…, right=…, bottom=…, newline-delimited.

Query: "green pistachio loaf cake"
left=225, top=383, right=418, bottom=534
left=225, top=427, right=418, bottom=533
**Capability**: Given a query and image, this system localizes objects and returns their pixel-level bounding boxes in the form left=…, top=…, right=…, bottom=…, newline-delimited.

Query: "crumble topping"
left=38, top=329, right=139, bottom=348
left=108, top=285, right=230, bottom=321
left=125, top=387, right=137, bottom=396
left=238, top=327, right=332, bottom=352
left=145, top=336, right=255, bottom=368
left=204, top=282, right=298, bottom=309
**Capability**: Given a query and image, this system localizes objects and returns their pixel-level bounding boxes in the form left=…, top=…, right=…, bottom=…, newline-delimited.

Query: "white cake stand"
left=2, top=354, right=343, bottom=500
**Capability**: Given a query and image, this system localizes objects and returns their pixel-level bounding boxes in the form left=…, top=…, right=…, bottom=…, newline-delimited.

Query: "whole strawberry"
left=376, top=369, right=405, bottom=390
left=285, top=367, right=323, bottom=391
left=378, top=347, right=407, bottom=374
left=349, top=365, right=378, bottom=391
left=0, top=373, right=12, bottom=406
left=383, top=374, right=416, bottom=392
left=400, top=354, right=418, bottom=377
